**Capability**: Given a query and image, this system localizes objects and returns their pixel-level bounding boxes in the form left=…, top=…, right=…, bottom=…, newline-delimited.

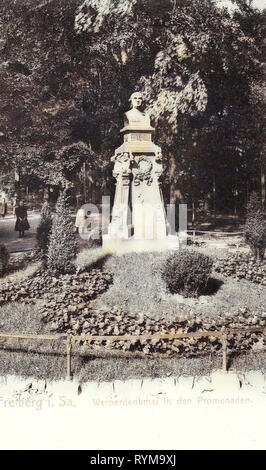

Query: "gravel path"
left=0, top=213, right=40, bottom=252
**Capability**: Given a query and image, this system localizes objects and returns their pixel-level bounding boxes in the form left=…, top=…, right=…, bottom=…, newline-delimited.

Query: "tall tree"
left=0, top=0, right=264, bottom=211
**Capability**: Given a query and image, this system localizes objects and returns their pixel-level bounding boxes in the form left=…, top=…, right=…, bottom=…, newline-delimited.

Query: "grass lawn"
left=0, top=245, right=265, bottom=381
left=95, top=248, right=266, bottom=324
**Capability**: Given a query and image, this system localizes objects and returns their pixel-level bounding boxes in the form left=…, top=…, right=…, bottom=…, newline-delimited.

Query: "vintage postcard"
left=0, top=0, right=265, bottom=451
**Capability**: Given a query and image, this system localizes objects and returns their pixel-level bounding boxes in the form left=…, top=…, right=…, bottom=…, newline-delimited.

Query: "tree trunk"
left=83, top=162, right=87, bottom=203
left=169, top=155, right=183, bottom=204
left=170, top=185, right=183, bottom=204
left=213, top=174, right=216, bottom=220
left=204, top=192, right=212, bottom=212
left=192, top=200, right=195, bottom=226
left=261, top=150, right=265, bottom=209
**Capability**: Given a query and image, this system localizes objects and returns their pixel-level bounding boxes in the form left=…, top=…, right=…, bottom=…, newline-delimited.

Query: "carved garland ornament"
left=133, top=156, right=153, bottom=186
left=112, top=152, right=132, bottom=178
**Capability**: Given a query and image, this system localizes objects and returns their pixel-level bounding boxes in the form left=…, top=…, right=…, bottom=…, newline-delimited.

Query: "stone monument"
left=103, top=92, right=178, bottom=252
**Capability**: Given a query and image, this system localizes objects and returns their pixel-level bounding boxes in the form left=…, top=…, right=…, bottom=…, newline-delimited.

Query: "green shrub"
left=36, top=214, right=53, bottom=263
left=244, top=192, right=266, bottom=261
left=0, top=244, right=9, bottom=277
left=246, top=191, right=262, bottom=214
left=162, top=249, right=213, bottom=297
left=244, top=214, right=266, bottom=261
left=47, top=191, right=78, bottom=274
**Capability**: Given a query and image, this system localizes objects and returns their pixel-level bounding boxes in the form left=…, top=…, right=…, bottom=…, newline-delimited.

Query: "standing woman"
left=0, top=195, right=7, bottom=218
left=15, top=200, right=30, bottom=237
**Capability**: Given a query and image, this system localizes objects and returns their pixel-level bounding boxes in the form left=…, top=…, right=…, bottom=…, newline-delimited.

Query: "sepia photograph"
left=0, top=0, right=265, bottom=452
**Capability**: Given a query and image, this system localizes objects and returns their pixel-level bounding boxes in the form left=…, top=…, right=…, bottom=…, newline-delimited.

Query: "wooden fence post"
left=222, top=331, right=227, bottom=372
left=66, top=335, right=72, bottom=380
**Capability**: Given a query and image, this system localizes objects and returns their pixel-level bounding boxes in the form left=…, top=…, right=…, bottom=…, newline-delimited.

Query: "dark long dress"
left=15, top=206, right=30, bottom=231
left=0, top=200, right=7, bottom=217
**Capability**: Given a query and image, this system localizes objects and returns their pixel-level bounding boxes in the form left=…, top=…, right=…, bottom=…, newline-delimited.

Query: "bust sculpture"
left=123, top=92, right=152, bottom=129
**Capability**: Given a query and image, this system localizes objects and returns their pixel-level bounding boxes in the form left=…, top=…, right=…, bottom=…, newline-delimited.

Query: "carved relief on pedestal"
left=111, top=152, right=133, bottom=184
left=132, top=156, right=153, bottom=186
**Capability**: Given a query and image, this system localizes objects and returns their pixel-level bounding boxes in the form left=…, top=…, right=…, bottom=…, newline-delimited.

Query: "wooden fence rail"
left=0, top=326, right=265, bottom=380
left=186, top=230, right=245, bottom=245
left=186, top=230, right=244, bottom=235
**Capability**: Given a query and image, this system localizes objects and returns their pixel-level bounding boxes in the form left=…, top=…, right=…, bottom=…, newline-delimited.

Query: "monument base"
left=102, top=235, right=180, bottom=254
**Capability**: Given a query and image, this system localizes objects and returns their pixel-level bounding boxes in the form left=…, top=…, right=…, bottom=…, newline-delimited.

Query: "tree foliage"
left=0, top=0, right=264, bottom=208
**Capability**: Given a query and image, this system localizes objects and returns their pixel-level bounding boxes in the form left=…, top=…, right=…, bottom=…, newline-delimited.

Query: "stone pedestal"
left=103, top=100, right=177, bottom=252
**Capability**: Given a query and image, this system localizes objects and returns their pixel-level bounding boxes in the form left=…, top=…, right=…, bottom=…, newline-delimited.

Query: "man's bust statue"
left=123, top=92, right=153, bottom=130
